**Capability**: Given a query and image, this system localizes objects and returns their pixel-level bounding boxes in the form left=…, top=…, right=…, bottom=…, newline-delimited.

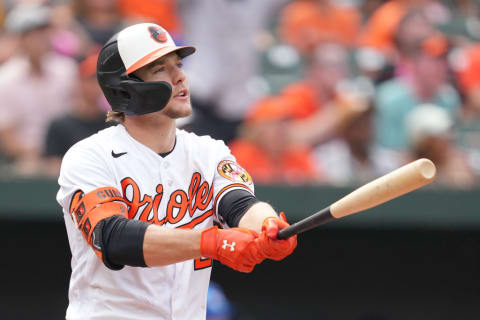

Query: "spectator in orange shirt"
left=118, top=0, right=182, bottom=40
left=357, top=0, right=409, bottom=56
left=356, top=0, right=448, bottom=66
left=278, top=0, right=361, bottom=58
left=229, top=96, right=322, bottom=185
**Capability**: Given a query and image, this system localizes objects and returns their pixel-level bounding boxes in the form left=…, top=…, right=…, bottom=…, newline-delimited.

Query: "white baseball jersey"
left=56, top=124, right=254, bottom=320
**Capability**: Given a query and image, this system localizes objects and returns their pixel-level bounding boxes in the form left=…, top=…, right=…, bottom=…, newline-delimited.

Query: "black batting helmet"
left=96, top=23, right=195, bottom=116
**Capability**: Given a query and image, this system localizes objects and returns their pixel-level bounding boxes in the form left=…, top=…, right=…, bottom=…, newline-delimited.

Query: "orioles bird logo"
left=148, top=26, right=168, bottom=43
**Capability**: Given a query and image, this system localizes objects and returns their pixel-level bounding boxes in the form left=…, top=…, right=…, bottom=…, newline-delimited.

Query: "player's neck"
left=123, top=116, right=176, bottom=154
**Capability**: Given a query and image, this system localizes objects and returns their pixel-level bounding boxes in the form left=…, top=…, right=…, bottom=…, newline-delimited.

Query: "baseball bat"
left=277, top=158, right=436, bottom=239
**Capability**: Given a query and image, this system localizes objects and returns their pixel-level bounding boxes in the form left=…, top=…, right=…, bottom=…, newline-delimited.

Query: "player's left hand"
left=257, top=212, right=297, bottom=261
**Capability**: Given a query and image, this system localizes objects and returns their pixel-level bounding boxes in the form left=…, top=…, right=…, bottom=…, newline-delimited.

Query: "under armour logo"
left=222, top=240, right=236, bottom=251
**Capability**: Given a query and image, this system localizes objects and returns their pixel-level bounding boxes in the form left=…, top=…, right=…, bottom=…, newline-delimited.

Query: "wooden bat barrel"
left=277, top=159, right=436, bottom=239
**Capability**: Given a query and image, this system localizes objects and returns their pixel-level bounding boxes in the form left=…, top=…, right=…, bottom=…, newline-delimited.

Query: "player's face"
left=134, top=52, right=192, bottom=118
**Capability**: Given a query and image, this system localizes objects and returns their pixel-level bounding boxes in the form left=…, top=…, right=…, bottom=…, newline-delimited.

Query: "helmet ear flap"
left=127, top=74, right=144, bottom=82
left=121, top=80, right=172, bottom=116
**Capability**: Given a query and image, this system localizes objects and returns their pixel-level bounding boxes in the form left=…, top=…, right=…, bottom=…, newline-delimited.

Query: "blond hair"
left=106, top=110, right=125, bottom=123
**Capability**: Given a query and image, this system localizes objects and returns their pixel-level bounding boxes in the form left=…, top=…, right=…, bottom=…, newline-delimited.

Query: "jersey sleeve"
left=56, top=141, right=117, bottom=212
left=211, top=140, right=255, bottom=227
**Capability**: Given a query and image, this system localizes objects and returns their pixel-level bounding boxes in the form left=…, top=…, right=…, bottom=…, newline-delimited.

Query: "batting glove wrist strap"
left=200, top=226, right=265, bottom=273
left=200, top=226, right=218, bottom=259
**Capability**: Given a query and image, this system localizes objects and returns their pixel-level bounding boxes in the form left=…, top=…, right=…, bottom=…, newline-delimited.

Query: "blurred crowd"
left=0, top=0, right=479, bottom=189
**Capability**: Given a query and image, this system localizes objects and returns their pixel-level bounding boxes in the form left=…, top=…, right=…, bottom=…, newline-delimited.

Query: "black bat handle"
left=277, top=206, right=334, bottom=240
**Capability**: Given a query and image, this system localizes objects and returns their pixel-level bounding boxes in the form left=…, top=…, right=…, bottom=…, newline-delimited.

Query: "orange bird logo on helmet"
left=148, top=26, right=168, bottom=43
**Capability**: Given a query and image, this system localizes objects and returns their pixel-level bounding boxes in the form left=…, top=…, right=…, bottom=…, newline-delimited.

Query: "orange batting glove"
left=258, top=212, right=297, bottom=261
left=200, top=226, right=265, bottom=273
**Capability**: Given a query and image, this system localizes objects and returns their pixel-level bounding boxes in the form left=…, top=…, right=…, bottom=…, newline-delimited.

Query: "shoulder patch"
left=217, top=160, right=253, bottom=185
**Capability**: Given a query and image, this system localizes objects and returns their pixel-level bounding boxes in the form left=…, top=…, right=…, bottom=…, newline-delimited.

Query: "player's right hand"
left=200, top=226, right=264, bottom=273
left=257, top=212, right=297, bottom=261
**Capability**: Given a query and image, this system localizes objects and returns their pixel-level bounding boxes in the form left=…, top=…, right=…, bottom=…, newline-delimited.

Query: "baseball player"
left=56, top=23, right=297, bottom=320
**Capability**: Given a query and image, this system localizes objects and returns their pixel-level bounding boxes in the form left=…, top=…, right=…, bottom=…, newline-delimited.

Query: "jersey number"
left=194, top=257, right=212, bottom=270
